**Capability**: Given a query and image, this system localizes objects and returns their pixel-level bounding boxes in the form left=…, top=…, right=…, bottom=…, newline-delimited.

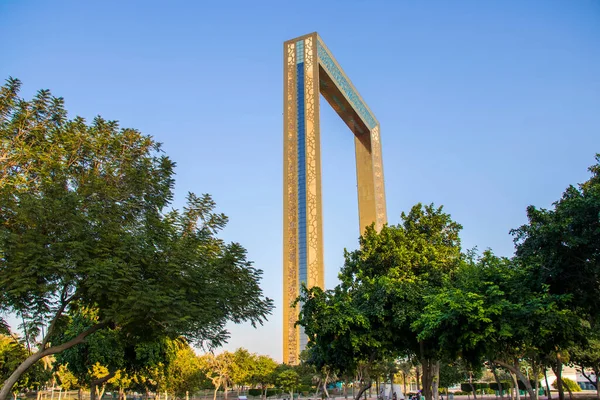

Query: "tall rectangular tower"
left=283, top=32, right=386, bottom=365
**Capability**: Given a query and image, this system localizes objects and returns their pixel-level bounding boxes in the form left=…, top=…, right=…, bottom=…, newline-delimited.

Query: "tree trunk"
left=469, top=371, right=477, bottom=400
left=323, top=371, right=330, bottom=398
left=416, top=368, right=421, bottom=394
left=419, top=342, right=433, bottom=400
left=531, top=363, right=539, bottom=400
left=213, top=387, right=218, bottom=400
left=492, top=367, right=504, bottom=400
left=91, top=371, right=115, bottom=400
left=511, top=372, right=520, bottom=400
left=551, top=354, right=564, bottom=400
left=432, top=362, right=440, bottom=400
left=493, top=361, right=534, bottom=400
left=543, top=370, right=551, bottom=400
left=561, top=379, right=572, bottom=400
left=0, top=323, right=106, bottom=400
left=403, top=373, right=407, bottom=396
left=354, top=382, right=372, bottom=400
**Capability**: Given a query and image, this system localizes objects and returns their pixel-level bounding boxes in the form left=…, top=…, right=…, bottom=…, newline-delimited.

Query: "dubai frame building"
left=283, top=32, right=387, bottom=364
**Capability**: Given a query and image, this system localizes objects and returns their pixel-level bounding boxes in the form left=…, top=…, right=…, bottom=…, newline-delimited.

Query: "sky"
left=1, top=0, right=599, bottom=362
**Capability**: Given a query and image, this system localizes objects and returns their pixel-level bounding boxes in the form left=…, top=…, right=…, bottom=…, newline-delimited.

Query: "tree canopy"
left=0, top=77, right=273, bottom=400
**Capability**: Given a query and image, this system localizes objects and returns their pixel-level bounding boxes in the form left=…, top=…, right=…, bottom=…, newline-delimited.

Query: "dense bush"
left=460, top=383, right=489, bottom=392
left=248, top=389, right=262, bottom=397
left=266, top=389, right=283, bottom=397
left=489, top=382, right=511, bottom=391
left=297, top=385, right=313, bottom=394
left=552, top=378, right=581, bottom=392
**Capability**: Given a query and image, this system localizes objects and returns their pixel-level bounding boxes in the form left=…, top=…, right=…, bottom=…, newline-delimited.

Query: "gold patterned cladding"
left=370, top=125, right=386, bottom=231
left=283, top=32, right=386, bottom=365
left=303, top=37, right=324, bottom=290
left=283, top=40, right=298, bottom=365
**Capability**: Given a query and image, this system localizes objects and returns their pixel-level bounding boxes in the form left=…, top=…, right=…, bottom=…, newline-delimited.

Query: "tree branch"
left=91, top=371, right=116, bottom=387
left=579, top=367, right=597, bottom=389
left=40, top=288, right=79, bottom=350
left=39, top=321, right=107, bottom=358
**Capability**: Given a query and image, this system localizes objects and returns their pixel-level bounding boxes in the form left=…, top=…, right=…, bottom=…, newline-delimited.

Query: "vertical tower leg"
left=355, top=125, right=386, bottom=233
left=283, top=33, right=323, bottom=365
left=282, top=40, right=298, bottom=365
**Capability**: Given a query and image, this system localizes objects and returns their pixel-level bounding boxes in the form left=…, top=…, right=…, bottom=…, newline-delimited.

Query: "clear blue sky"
left=1, top=0, right=599, bottom=361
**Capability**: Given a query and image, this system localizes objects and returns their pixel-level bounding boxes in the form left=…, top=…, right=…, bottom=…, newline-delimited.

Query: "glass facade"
left=296, top=40, right=308, bottom=352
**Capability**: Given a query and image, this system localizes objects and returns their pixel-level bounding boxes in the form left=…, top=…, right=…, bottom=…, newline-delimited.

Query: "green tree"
left=200, top=352, right=236, bottom=400
left=164, top=344, right=204, bottom=398
left=414, top=250, right=584, bottom=400
left=438, top=362, right=465, bottom=392
left=276, top=370, right=299, bottom=400
left=248, top=355, right=278, bottom=398
left=296, top=284, right=380, bottom=400
left=0, top=335, right=51, bottom=399
left=0, top=78, right=273, bottom=400
left=298, top=203, right=463, bottom=400
left=570, top=336, right=600, bottom=399
left=55, top=364, right=78, bottom=391
left=231, top=348, right=255, bottom=393
left=511, top=154, right=600, bottom=400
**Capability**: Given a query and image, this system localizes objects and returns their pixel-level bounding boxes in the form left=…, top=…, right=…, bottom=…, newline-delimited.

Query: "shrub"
left=297, top=385, right=312, bottom=395
left=552, top=378, right=582, bottom=392
left=248, top=389, right=262, bottom=397
left=266, top=389, right=282, bottom=397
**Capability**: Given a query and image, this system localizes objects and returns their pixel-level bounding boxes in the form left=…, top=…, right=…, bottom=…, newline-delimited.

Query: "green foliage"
left=248, top=354, right=278, bottom=389
left=0, top=335, right=51, bottom=393
left=0, top=77, right=273, bottom=397
left=297, top=385, right=313, bottom=394
left=460, top=383, right=488, bottom=392
left=570, top=335, right=600, bottom=382
left=248, top=389, right=262, bottom=397
left=512, top=154, right=600, bottom=322
left=297, top=204, right=463, bottom=383
left=55, top=364, right=79, bottom=390
left=164, top=344, right=204, bottom=397
left=552, top=378, right=581, bottom=392
left=230, top=348, right=254, bottom=388
left=266, top=389, right=282, bottom=397
left=438, top=363, right=465, bottom=389
left=460, top=384, right=472, bottom=393
left=276, top=369, right=300, bottom=395
left=55, top=309, right=126, bottom=385
left=489, top=382, right=511, bottom=391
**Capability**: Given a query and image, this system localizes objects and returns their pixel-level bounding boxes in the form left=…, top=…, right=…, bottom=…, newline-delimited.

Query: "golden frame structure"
left=283, top=32, right=386, bottom=364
